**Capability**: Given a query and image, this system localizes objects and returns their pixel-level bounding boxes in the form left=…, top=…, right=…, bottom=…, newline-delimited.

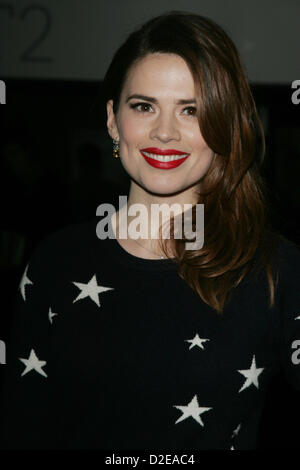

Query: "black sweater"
left=0, top=218, right=299, bottom=450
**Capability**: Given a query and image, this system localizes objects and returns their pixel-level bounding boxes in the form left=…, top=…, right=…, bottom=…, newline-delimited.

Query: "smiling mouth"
left=139, top=150, right=190, bottom=169
left=140, top=151, right=189, bottom=162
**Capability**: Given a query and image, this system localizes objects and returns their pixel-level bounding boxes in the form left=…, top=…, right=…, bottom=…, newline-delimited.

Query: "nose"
left=149, top=110, right=181, bottom=143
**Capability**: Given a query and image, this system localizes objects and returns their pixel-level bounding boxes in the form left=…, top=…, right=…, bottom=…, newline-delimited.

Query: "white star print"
left=231, top=423, right=241, bottom=438
left=48, top=307, right=58, bottom=324
left=19, top=265, right=33, bottom=301
left=230, top=446, right=235, bottom=450
left=19, top=349, right=47, bottom=377
left=185, top=333, right=210, bottom=350
left=174, top=395, right=212, bottom=426
left=237, top=355, right=264, bottom=393
left=72, top=274, right=114, bottom=307
left=295, top=314, right=300, bottom=320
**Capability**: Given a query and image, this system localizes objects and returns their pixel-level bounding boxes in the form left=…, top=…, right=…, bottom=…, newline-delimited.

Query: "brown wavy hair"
left=102, top=10, right=278, bottom=313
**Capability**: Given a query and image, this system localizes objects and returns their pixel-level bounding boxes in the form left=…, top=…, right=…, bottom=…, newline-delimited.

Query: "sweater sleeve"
left=0, top=238, right=61, bottom=449
left=278, top=239, right=300, bottom=392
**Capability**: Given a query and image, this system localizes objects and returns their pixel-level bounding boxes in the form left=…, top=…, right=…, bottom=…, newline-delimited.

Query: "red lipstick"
left=140, top=147, right=190, bottom=170
left=141, top=147, right=188, bottom=155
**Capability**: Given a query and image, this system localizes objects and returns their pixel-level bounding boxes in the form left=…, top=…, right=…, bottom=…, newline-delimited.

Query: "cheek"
left=186, top=127, right=211, bottom=151
left=202, top=149, right=215, bottom=167
left=193, top=140, right=215, bottom=173
left=118, top=114, right=146, bottom=145
left=193, top=133, right=214, bottom=158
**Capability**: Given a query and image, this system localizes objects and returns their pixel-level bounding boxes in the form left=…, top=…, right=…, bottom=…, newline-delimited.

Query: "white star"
left=231, top=423, right=241, bottom=438
left=230, top=446, right=235, bottom=450
left=19, top=349, right=47, bottom=377
left=185, top=333, right=210, bottom=350
left=48, top=307, right=58, bottom=324
left=72, top=274, right=114, bottom=307
left=174, top=395, right=212, bottom=426
left=295, top=314, right=300, bottom=320
left=19, top=265, right=33, bottom=301
left=237, top=355, right=264, bottom=393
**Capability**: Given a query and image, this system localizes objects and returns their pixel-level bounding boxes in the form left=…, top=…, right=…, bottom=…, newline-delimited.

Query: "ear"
left=106, top=100, right=119, bottom=141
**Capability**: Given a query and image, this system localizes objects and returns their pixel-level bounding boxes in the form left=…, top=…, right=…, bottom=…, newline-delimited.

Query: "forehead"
left=122, top=53, right=195, bottom=95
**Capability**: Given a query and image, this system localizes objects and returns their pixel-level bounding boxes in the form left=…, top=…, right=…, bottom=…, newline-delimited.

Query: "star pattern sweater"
left=0, top=217, right=299, bottom=450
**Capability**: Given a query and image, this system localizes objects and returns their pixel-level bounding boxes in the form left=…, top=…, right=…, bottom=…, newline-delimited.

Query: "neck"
left=112, top=182, right=198, bottom=258
left=125, top=181, right=198, bottom=238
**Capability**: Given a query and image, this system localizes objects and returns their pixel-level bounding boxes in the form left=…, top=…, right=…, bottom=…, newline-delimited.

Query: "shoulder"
left=244, top=231, right=299, bottom=303
left=265, top=232, right=300, bottom=306
left=252, top=231, right=300, bottom=275
left=24, top=218, right=98, bottom=278
left=35, top=218, right=96, bottom=254
left=271, top=233, right=300, bottom=282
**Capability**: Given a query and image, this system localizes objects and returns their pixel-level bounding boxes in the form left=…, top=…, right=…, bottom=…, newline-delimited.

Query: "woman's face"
left=107, top=53, right=215, bottom=199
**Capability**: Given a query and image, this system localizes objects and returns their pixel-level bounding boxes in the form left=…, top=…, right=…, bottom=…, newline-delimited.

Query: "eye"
left=183, top=106, right=197, bottom=116
left=129, top=102, right=153, bottom=113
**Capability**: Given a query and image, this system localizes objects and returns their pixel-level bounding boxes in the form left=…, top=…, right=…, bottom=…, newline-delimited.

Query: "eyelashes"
left=129, top=102, right=197, bottom=116
left=130, top=102, right=153, bottom=113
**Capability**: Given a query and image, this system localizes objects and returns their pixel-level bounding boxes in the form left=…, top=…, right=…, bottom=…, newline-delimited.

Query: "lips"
left=141, top=147, right=189, bottom=155
left=140, top=147, right=190, bottom=170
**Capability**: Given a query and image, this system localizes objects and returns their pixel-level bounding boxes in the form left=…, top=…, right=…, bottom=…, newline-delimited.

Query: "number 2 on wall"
left=0, top=3, right=53, bottom=63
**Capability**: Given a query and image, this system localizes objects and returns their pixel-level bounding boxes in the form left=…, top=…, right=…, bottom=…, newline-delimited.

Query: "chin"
left=141, top=181, right=189, bottom=197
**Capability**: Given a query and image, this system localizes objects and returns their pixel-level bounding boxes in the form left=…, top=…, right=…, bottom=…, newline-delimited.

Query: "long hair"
left=102, top=10, right=278, bottom=313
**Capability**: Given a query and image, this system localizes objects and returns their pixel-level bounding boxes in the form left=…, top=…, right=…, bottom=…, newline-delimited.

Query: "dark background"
left=0, top=77, right=299, bottom=449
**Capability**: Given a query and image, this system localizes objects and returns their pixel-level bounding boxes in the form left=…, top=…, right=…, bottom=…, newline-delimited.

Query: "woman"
left=0, top=10, right=299, bottom=450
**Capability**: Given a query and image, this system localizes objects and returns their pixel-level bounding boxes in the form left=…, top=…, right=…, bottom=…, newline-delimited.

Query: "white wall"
left=0, top=0, right=299, bottom=83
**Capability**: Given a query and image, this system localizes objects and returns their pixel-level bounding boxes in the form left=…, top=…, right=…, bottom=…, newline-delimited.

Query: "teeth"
left=142, top=151, right=189, bottom=162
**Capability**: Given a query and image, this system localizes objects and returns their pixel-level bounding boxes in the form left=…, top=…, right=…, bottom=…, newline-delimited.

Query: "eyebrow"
left=125, top=94, right=196, bottom=105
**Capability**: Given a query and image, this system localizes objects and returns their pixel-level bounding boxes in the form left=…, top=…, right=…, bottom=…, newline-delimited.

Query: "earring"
left=112, top=139, right=120, bottom=158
